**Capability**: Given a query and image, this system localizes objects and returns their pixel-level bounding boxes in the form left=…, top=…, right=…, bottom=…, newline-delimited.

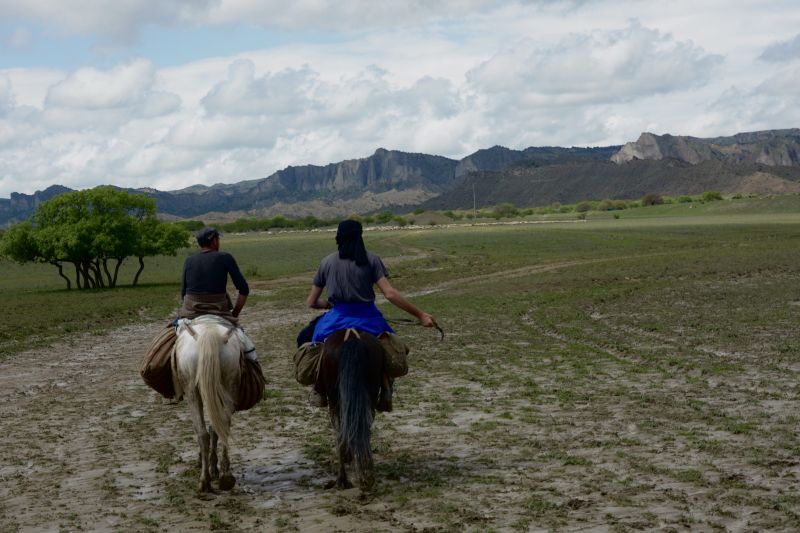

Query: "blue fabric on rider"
left=311, top=302, right=394, bottom=342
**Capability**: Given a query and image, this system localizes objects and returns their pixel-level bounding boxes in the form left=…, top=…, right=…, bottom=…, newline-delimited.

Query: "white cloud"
left=711, top=63, right=800, bottom=132
left=0, top=74, right=15, bottom=113
left=1, top=1, right=800, bottom=198
left=759, top=33, right=800, bottom=63
left=201, top=0, right=533, bottom=32
left=46, top=59, right=157, bottom=109
left=201, top=60, right=317, bottom=117
left=467, top=22, right=723, bottom=106
left=0, top=0, right=216, bottom=43
left=167, top=115, right=278, bottom=150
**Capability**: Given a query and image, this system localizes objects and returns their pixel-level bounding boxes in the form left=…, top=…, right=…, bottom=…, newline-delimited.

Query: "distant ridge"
left=422, top=158, right=800, bottom=211
left=2, top=129, right=800, bottom=225
left=612, top=129, right=800, bottom=166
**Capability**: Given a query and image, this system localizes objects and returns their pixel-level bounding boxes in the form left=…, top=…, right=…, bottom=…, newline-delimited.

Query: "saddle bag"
left=293, top=342, right=323, bottom=385
left=236, top=354, right=266, bottom=411
left=140, top=325, right=177, bottom=399
left=379, top=333, right=410, bottom=378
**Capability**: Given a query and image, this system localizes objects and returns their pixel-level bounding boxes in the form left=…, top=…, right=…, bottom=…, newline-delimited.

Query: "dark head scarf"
left=336, top=219, right=368, bottom=266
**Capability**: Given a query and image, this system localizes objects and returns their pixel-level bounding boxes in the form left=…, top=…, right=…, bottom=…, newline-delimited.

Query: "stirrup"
left=308, top=390, right=326, bottom=408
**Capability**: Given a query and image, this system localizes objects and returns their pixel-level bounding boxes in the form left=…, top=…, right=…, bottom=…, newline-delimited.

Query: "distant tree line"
left=169, top=189, right=731, bottom=238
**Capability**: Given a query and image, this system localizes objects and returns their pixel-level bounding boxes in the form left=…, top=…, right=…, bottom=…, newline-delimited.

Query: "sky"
left=0, top=0, right=799, bottom=197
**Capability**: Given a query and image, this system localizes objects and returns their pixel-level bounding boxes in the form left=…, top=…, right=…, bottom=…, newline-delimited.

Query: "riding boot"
left=376, top=375, right=394, bottom=412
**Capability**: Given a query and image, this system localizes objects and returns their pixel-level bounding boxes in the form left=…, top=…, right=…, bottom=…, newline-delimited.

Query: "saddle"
left=140, top=317, right=265, bottom=411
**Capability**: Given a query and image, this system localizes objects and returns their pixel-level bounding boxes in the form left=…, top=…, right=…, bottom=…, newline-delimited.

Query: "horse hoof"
left=198, top=480, right=213, bottom=493
left=219, top=474, right=236, bottom=491
left=336, top=479, right=354, bottom=490
left=360, top=477, right=375, bottom=492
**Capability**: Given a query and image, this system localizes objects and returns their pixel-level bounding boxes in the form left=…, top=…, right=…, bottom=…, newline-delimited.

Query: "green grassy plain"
left=2, top=194, right=800, bottom=530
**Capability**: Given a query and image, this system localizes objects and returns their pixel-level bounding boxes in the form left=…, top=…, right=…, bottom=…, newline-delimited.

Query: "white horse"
left=173, top=318, right=242, bottom=493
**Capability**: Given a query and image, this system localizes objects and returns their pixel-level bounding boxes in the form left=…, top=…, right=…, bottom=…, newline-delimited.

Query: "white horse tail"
left=195, top=325, right=232, bottom=444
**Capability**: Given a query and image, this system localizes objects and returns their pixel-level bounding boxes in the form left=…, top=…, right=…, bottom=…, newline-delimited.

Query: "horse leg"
left=188, top=391, right=213, bottom=493
left=359, top=454, right=375, bottom=492
left=333, top=417, right=353, bottom=489
left=336, top=442, right=353, bottom=489
left=218, top=436, right=236, bottom=491
left=209, top=427, right=219, bottom=481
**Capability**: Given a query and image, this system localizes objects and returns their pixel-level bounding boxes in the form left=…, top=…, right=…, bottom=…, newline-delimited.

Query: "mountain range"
left=2, top=128, right=799, bottom=225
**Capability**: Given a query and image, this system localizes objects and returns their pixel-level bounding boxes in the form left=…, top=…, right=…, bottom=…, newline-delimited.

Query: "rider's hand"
left=418, top=312, right=436, bottom=328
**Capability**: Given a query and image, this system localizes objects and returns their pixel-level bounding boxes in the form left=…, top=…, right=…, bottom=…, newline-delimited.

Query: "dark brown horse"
left=315, top=328, right=385, bottom=490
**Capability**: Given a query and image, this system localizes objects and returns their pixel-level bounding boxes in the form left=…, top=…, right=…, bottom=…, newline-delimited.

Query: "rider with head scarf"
left=295, top=219, right=436, bottom=411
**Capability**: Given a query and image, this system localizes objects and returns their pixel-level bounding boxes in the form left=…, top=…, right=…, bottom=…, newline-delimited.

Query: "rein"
left=386, top=317, right=445, bottom=341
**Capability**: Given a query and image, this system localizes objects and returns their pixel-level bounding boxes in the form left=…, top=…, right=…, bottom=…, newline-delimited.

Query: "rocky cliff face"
left=612, top=129, right=800, bottom=166
left=0, top=185, right=73, bottom=225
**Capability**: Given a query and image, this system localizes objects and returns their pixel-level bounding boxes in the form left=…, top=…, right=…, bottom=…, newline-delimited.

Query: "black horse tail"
left=337, top=337, right=374, bottom=477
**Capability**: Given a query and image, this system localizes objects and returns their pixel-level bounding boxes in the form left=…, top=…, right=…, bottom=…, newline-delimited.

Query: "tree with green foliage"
left=374, top=211, right=394, bottom=224
left=0, top=187, right=189, bottom=289
left=492, top=203, right=519, bottom=219
left=641, top=193, right=664, bottom=206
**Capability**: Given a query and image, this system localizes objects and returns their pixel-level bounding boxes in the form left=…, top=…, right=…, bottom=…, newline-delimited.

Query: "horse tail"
left=337, top=338, right=374, bottom=477
left=195, top=325, right=231, bottom=444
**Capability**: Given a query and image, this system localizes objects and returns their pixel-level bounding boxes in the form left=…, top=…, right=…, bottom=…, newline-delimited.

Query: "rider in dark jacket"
left=179, top=227, right=249, bottom=323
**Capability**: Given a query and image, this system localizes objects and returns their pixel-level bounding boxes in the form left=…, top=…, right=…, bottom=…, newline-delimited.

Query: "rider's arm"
left=307, top=285, right=332, bottom=310
left=376, top=277, right=435, bottom=327
left=232, top=293, right=248, bottom=317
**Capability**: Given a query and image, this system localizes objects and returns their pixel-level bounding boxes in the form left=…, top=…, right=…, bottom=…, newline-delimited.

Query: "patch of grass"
left=208, top=512, right=230, bottom=531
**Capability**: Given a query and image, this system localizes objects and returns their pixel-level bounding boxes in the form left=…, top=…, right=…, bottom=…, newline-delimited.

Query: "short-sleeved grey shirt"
left=313, top=251, right=389, bottom=304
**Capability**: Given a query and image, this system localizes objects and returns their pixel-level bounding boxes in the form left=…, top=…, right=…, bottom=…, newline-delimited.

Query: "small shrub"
left=732, top=193, right=743, bottom=199
left=702, top=191, right=723, bottom=202
left=641, top=193, right=664, bottom=206
left=613, top=213, right=620, bottom=219
left=174, top=220, right=205, bottom=231
left=576, top=202, right=592, bottom=213
left=492, top=203, right=519, bottom=219
left=375, top=211, right=394, bottom=224
left=413, top=208, right=425, bottom=215
left=678, top=195, right=693, bottom=203
left=598, top=199, right=628, bottom=211
left=577, top=212, right=587, bottom=220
